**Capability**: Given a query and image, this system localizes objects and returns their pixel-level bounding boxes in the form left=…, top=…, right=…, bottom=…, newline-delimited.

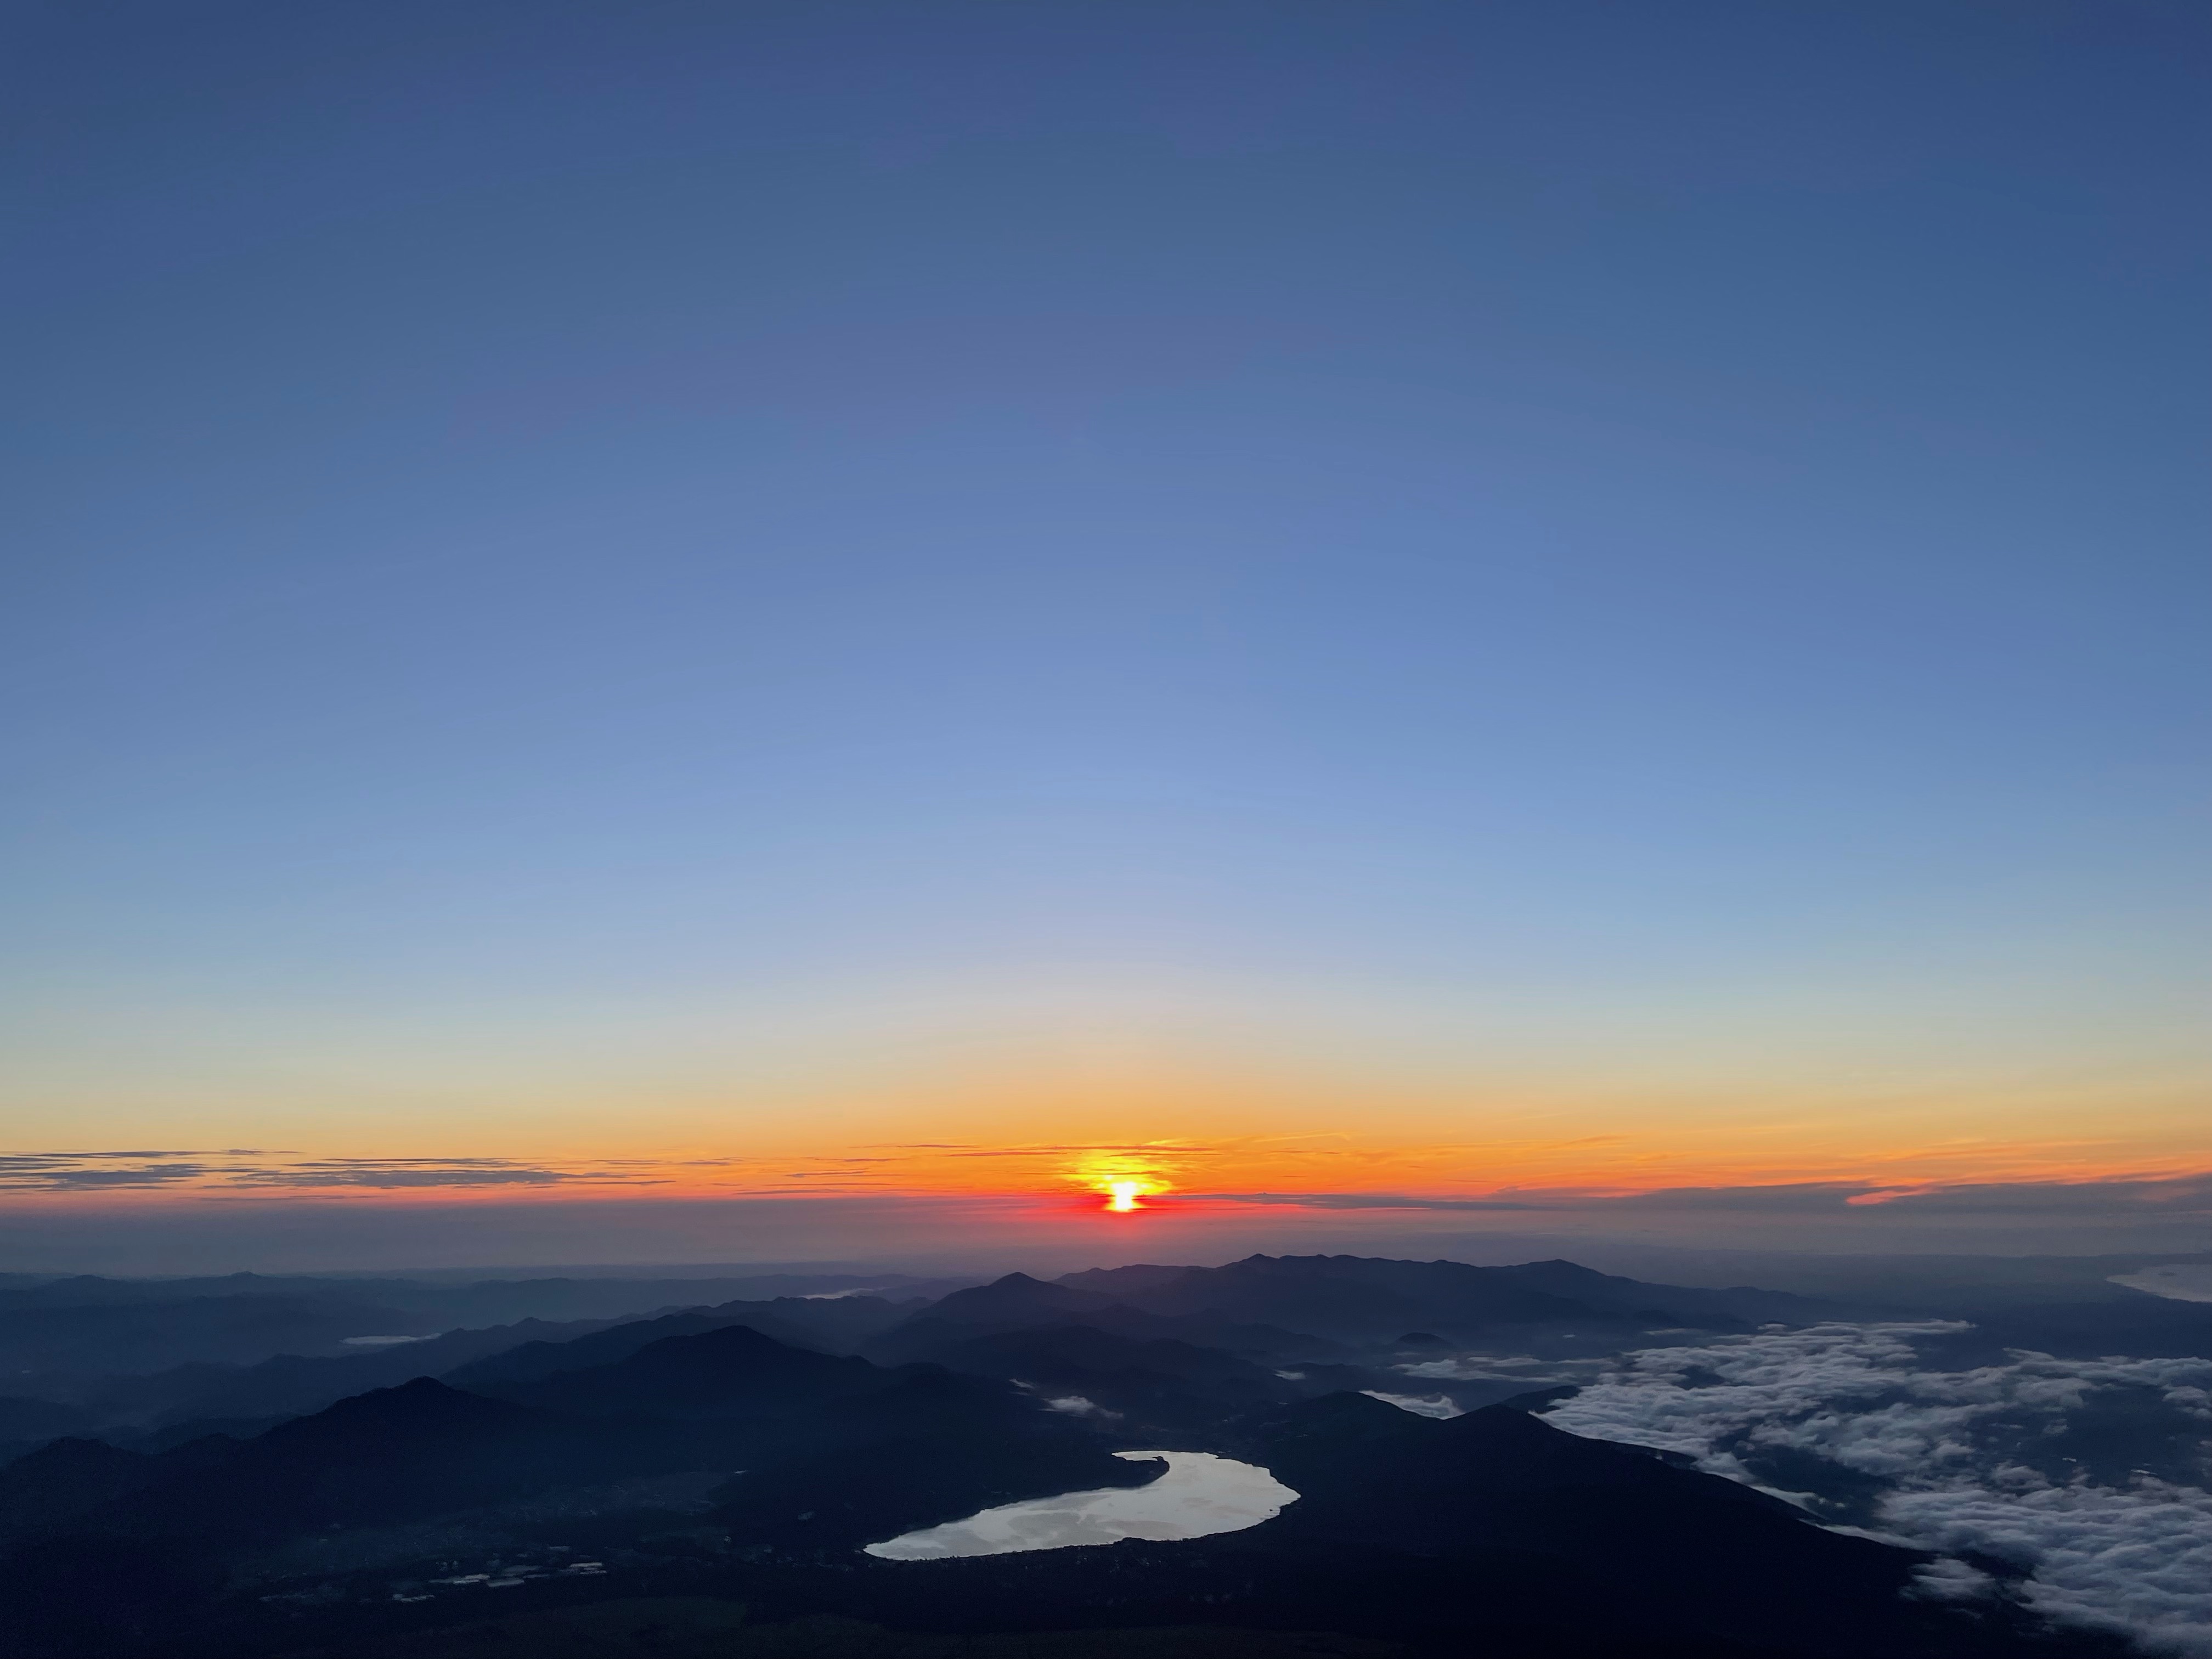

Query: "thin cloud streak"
left=1198, top=1175, right=2212, bottom=1220
left=0, top=1151, right=669, bottom=1192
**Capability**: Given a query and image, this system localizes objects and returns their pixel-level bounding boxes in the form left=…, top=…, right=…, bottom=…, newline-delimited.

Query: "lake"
left=862, top=1451, right=1297, bottom=1560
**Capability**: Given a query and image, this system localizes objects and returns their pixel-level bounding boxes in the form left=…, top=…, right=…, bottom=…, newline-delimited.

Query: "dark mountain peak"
left=445, top=1310, right=760, bottom=1394
left=1487, top=1259, right=1625, bottom=1283
left=1063, top=1251, right=1604, bottom=1340
left=223, top=1378, right=545, bottom=1471
left=358, top=1374, right=458, bottom=1401
left=1056, top=1251, right=1824, bottom=1340
left=0, top=1436, right=151, bottom=1494
left=1435, top=1400, right=1573, bottom=1443
left=318, top=1374, right=461, bottom=1412
left=669, top=1321, right=781, bottom=1352
left=1056, top=1263, right=1198, bottom=1285
left=1479, top=1259, right=1816, bottom=1327
left=504, top=1318, right=887, bottom=1419
left=1220, top=1253, right=1435, bottom=1279
left=917, top=1274, right=1113, bottom=1323
left=266, top=1376, right=520, bottom=1445
left=100, top=1369, right=681, bottom=1550
left=613, top=1321, right=877, bottom=1380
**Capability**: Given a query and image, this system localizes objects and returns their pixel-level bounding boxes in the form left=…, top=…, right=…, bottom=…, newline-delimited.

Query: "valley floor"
left=278, top=1598, right=1408, bottom=1659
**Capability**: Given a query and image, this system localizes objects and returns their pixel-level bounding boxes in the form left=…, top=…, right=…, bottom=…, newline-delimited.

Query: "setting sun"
left=1070, top=1149, right=1176, bottom=1213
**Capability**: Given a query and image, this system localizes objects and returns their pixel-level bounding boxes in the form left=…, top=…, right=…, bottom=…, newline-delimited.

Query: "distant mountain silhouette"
left=867, top=1273, right=1340, bottom=1367
left=13, top=1295, right=926, bottom=1458
left=1473, top=1257, right=1850, bottom=1324
left=0, top=1294, right=432, bottom=1375
left=1055, top=1253, right=1824, bottom=1340
left=919, top=1324, right=1299, bottom=1434
left=0, top=1274, right=955, bottom=1391
left=442, top=1308, right=827, bottom=1395
left=83, top=1312, right=635, bottom=1434
left=0, top=1436, right=163, bottom=1544
left=484, top=1322, right=891, bottom=1419
left=0, top=1273, right=360, bottom=1311
left=0, top=1396, right=98, bottom=1464
left=881, top=1272, right=1117, bottom=1331
left=84, top=1379, right=683, bottom=1547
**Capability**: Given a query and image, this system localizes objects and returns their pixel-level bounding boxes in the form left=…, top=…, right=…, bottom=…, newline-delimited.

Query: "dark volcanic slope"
left=784, top=1394, right=2123, bottom=1659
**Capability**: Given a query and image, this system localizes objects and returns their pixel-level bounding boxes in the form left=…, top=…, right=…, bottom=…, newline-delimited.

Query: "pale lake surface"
left=862, top=1451, right=1297, bottom=1560
left=2108, top=1263, right=2212, bottom=1302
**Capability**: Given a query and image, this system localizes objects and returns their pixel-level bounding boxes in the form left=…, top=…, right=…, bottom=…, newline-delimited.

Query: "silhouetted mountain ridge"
left=484, top=1322, right=891, bottom=1419
left=1056, top=1252, right=1847, bottom=1339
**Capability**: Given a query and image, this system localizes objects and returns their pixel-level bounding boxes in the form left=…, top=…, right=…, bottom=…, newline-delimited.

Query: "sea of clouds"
left=1510, top=1323, right=2211, bottom=1655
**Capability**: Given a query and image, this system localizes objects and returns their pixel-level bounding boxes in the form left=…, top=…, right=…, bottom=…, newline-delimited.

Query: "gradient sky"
left=4, top=1, right=2207, bottom=1258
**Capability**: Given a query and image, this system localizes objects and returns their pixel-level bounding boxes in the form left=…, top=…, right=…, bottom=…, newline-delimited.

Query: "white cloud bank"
left=1539, top=1323, right=2212, bottom=1656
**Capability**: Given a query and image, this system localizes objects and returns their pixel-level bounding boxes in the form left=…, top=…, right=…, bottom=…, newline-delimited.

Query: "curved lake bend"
left=863, top=1451, right=1296, bottom=1560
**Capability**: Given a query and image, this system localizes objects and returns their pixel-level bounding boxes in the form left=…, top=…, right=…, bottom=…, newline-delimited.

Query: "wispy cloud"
left=0, top=1152, right=270, bottom=1189
left=1188, top=1173, right=2212, bottom=1220
left=1198, top=1192, right=1550, bottom=1211
left=0, top=1150, right=667, bottom=1192
left=228, top=1159, right=647, bottom=1189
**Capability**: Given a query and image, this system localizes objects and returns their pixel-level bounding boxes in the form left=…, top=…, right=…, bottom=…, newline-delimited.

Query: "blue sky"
left=2, top=1, right=2205, bottom=1237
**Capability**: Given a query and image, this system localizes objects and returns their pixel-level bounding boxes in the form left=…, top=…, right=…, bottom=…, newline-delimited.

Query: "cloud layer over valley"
left=1535, top=1323, right=2212, bottom=1655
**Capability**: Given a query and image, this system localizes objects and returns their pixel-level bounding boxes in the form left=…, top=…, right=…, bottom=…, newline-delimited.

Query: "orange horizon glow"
left=7, top=1053, right=2207, bottom=1210
left=5, top=1139, right=2206, bottom=1211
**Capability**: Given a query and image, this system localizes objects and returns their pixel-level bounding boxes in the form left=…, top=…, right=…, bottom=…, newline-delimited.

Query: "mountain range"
left=0, top=1252, right=2185, bottom=1658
